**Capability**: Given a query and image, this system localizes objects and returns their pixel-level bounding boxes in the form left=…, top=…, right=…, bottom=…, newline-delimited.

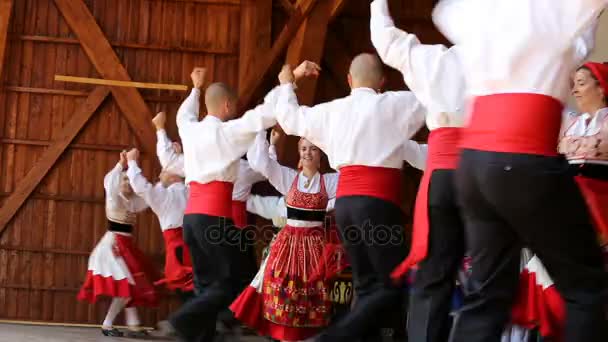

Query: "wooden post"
left=0, top=0, right=14, bottom=82
left=238, top=0, right=272, bottom=90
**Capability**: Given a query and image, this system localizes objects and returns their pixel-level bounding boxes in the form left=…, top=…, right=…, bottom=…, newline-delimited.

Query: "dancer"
left=431, top=1, right=608, bottom=341
left=169, top=65, right=311, bottom=341
left=77, top=151, right=157, bottom=338
left=232, top=130, right=339, bottom=342
left=125, top=147, right=192, bottom=295
left=274, top=55, right=426, bottom=341
left=370, top=1, right=466, bottom=341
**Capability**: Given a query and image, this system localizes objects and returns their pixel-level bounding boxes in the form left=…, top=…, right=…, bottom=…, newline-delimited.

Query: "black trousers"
left=318, top=196, right=409, bottom=342
left=408, top=170, right=465, bottom=342
left=169, top=214, right=256, bottom=342
left=450, top=149, right=607, bottom=342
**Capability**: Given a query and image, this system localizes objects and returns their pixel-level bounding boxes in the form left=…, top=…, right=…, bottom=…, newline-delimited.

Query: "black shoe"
left=126, top=328, right=150, bottom=338
left=101, top=327, right=124, bottom=337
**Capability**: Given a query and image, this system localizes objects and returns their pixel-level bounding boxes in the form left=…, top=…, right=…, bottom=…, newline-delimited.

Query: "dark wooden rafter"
left=0, top=87, right=110, bottom=234
left=276, top=0, right=345, bottom=166
left=237, top=0, right=319, bottom=112
left=0, top=0, right=14, bottom=82
left=238, top=0, right=272, bottom=89
left=53, top=0, right=157, bottom=154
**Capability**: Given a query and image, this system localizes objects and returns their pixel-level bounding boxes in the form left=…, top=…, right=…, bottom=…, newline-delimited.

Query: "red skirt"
left=511, top=256, right=565, bottom=340
left=154, top=228, right=193, bottom=292
left=262, top=225, right=331, bottom=341
left=77, top=232, right=159, bottom=307
left=575, top=176, right=608, bottom=253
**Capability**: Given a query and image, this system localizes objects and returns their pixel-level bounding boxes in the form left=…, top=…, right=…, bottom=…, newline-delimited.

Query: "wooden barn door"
left=0, top=0, right=244, bottom=326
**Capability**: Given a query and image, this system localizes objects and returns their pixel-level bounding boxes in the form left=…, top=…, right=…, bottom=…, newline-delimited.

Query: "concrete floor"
left=0, top=323, right=269, bottom=342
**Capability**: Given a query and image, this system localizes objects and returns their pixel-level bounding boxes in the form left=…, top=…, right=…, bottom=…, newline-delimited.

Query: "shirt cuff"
left=127, top=160, right=141, bottom=173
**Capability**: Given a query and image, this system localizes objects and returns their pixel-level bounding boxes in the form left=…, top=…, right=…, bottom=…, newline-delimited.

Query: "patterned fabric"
left=285, top=173, right=329, bottom=210
left=262, top=174, right=332, bottom=330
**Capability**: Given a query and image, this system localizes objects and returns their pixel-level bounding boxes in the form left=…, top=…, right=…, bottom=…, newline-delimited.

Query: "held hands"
left=126, top=148, right=140, bottom=162
left=152, top=111, right=167, bottom=130
left=293, top=61, right=321, bottom=80
left=119, top=150, right=128, bottom=168
left=279, top=64, right=295, bottom=85
left=190, top=67, right=207, bottom=89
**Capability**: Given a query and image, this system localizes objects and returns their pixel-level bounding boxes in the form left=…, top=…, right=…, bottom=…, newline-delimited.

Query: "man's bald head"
left=348, top=53, right=385, bottom=90
left=205, top=82, right=238, bottom=120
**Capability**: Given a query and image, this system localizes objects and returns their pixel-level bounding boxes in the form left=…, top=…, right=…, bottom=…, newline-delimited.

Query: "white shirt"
left=432, top=0, right=605, bottom=102
left=275, top=85, right=426, bottom=170
left=126, top=160, right=187, bottom=231
left=156, top=129, right=185, bottom=177
left=403, top=140, right=428, bottom=171
left=104, top=163, right=148, bottom=225
left=177, top=87, right=279, bottom=185
left=158, top=128, right=267, bottom=202
left=247, top=132, right=339, bottom=227
left=370, top=0, right=466, bottom=130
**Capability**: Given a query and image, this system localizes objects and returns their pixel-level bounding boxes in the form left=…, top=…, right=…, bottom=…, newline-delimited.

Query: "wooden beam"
left=54, top=75, right=188, bottom=91
left=53, top=0, right=156, bottom=154
left=14, top=34, right=236, bottom=55
left=0, top=0, right=14, bottom=82
left=276, top=0, right=333, bottom=167
left=3, top=86, right=183, bottom=103
left=0, top=87, right=110, bottom=235
left=0, top=138, right=131, bottom=153
left=238, top=0, right=272, bottom=89
left=237, top=0, right=318, bottom=112
left=329, top=0, right=348, bottom=21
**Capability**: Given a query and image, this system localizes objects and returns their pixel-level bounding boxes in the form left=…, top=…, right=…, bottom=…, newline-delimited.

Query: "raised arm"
left=153, top=111, right=182, bottom=172
left=125, top=149, right=165, bottom=213
left=403, top=140, right=428, bottom=171
left=246, top=195, right=287, bottom=220
left=104, top=158, right=126, bottom=204
left=247, top=131, right=298, bottom=195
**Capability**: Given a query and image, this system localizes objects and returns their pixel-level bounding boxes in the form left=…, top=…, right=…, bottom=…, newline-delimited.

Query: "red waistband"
left=231, top=200, right=248, bottom=229
left=336, top=165, right=402, bottom=207
left=185, top=181, right=234, bottom=217
left=427, top=127, right=462, bottom=171
left=462, top=93, right=563, bottom=156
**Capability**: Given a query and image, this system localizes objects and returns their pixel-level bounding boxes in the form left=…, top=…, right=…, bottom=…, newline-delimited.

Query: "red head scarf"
left=583, top=62, right=608, bottom=96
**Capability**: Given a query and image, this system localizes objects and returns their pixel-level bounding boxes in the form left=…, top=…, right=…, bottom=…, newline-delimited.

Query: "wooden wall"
left=0, top=0, right=442, bottom=326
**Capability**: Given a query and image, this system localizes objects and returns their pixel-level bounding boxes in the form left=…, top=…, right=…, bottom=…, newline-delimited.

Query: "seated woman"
left=231, top=130, right=339, bottom=342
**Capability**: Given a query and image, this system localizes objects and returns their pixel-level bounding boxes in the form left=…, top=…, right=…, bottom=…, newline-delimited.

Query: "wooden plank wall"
left=0, top=0, right=442, bottom=326
left=0, top=0, right=241, bottom=326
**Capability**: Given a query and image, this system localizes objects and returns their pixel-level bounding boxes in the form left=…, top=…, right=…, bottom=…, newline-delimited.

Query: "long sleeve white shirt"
left=247, top=131, right=340, bottom=198
left=104, top=163, right=148, bottom=225
left=126, top=160, right=187, bottom=231
left=432, top=0, right=606, bottom=102
left=176, top=87, right=279, bottom=185
left=371, top=0, right=466, bottom=130
left=403, top=140, right=428, bottom=171
left=275, top=85, right=426, bottom=170
left=156, top=129, right=185, bottom=177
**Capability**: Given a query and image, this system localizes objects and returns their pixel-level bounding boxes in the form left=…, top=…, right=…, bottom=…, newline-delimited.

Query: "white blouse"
left=247, top=132, right=339, bottom=227
left=104, top=163, right=148, bottom=225
left=370, top=0, right=466, bottom=131
left=156, top=129, right=185, bottom=177
left=126, top=160, right=187, bottom=231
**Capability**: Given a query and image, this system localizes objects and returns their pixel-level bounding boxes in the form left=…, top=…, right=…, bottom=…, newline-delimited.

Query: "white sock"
left=102, top=298, right=127, bottom=328
left=125, top=307, right=141, bottom=327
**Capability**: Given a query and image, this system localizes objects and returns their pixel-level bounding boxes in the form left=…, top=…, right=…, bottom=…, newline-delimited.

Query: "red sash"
left=461, top=93, right=563, bottom=156
left=336, top=165, right=402, bottom=207
left=185, top=181, right=234, bottom=218
left=392, top=128, right=462, bottom=281
left=231, top=200, right=248, bottom=229
left=574, top=176, right=608, bottom=247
